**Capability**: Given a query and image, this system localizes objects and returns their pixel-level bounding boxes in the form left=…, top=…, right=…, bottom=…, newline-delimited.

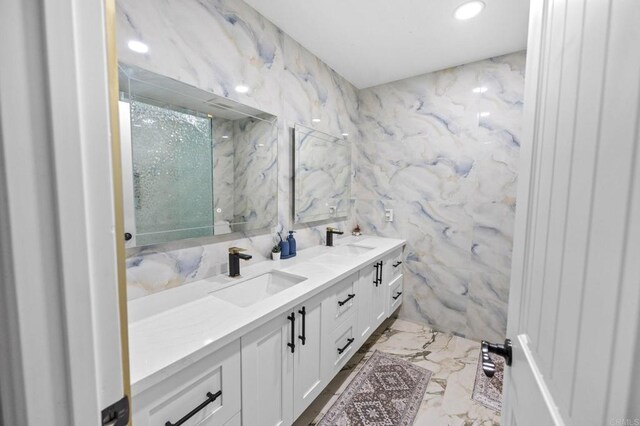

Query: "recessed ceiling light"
left=341, top=133, right=349, bottom=137
left=312, top=118, right=321, bottom=123
left=222, top=135, right=229, bottom=139
left=454, top=1, right=485, bottom=20
left=234, top=84, right=249, bottom=93
left=479, top=111, right=491, bottom=117
left=472, top=86, right=488, bottom=93
left=127, top=40, right=149, bottom=53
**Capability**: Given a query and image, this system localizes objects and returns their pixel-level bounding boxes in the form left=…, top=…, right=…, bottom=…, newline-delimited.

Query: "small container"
left=271, top=251, right=281, bottom=260
left=287, top=231, right=297, bottom=256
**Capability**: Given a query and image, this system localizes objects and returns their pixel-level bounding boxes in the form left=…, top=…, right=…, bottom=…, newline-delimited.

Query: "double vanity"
left=128, top=236, right=405, bottom=425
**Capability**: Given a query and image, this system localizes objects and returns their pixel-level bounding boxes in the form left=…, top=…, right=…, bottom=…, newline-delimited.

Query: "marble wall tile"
left=118, top=0, right=524, bottom=344
left=355, top=52, right=526, bottom=341
left=118, top=0, right=359, bottom=300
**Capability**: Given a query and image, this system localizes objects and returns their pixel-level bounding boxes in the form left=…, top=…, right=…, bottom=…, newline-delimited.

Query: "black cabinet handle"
left=287, top=313, right=295, bottom=353
left=337, top=338, right=355, bottom=354
left=124, top=232, right=132, bottom=241
left=373, top=262, right=379, bottom=286
left=377, top=261, right=383, bottom=285
left=392, top=291, right=403, bottom=300
left=165, top=390, right=222, bottom=426
left=393, top=261, right=403, bottom=268
left=298, top=307, right=306, bottom=345
left=338, top=293, right=355, bottom=306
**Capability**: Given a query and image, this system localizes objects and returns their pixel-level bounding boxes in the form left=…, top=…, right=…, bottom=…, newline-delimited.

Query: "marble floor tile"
left=294, top=317, right=501, bottom=426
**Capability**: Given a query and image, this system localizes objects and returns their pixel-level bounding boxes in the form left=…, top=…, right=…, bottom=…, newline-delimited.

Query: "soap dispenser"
left=287, top=231, right=297, bottom=256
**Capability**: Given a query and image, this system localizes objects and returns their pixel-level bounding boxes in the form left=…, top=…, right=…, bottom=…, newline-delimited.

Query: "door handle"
left=481, top=339, right=512, bottom=377
left=378, top=261, right=383, bottom=285
left=373, top=262, right=379, bottom=286
left=298, top=307, right=306, bottom=345
left=287, top=313, right=295, bottom=353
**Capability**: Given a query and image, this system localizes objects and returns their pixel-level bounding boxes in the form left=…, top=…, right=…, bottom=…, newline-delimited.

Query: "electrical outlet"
left=385, top=208, right=394, bottom=222
left=329, top=205, right=337, bottom=215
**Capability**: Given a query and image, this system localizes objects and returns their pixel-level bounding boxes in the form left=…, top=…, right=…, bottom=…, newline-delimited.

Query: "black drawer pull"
left=393, top=261, right=403, bottom=268
left=337, top=338, right=355, bottom=354
left=287, top=313, right=296, bottom=353
left=338, top=293, right=355, bottom=306
left=377, top=261, right=383, bottom=285
left=298, top=307, right=306, bottom=345
left=392, top=291, right=403, bottom=300
left=165, top=390, right=222, bottom=426
left=373, top=262, right=379, bottom=286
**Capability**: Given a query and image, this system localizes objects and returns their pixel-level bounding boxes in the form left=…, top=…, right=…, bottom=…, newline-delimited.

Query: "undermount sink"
left=331, top=244, right=375, bottom=256
left=308, top=244, right=375, bottom=268
left=209, top=271, right=307, bottom=308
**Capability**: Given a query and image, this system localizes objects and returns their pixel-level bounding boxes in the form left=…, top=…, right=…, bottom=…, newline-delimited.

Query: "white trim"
left=0, top=0, right=125, bottom=424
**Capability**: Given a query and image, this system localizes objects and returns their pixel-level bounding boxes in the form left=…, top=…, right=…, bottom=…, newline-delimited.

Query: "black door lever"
left=481, top=339, right=512, bottom=377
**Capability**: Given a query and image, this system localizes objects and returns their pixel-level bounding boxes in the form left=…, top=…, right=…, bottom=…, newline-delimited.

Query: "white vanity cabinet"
left=240, top=292, right=325, bottom=425
left=131, top=240, right=406, bottom=426
left=132, top=340, right=241, bottom=426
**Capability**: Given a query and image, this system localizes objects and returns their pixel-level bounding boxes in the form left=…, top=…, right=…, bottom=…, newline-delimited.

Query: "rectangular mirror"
left=119, top=64, right=278, bottom=247
left=293, top=124, right=351, bottom=223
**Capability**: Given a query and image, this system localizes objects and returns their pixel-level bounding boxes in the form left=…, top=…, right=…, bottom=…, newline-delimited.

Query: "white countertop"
left=127, top=235, right=405, bottom=394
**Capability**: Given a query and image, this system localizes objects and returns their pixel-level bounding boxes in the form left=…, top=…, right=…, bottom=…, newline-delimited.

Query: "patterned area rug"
left=471, top=350, right=504, bottom=413
left=318, top=351, right=432, bottom=426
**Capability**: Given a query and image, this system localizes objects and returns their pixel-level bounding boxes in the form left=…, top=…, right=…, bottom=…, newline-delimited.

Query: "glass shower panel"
left=130, top=100, right=213, bottom=246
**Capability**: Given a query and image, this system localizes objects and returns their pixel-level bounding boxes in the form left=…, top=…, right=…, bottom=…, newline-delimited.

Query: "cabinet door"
left=371, top=260, right=387, bottom=329
left=241, top=314, right=294, bottom=426
left=356, top=261, right=376, bottom=343
left=293, top=293, right=324, bottom=419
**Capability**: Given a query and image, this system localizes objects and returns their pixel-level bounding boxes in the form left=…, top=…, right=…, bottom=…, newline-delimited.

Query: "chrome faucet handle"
left=228, top=246, right=247, bottom=254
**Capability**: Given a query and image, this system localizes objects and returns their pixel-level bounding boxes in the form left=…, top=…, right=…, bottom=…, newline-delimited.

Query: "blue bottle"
left=279, top=239, right=290, bottom=258
left=287, top=231, right=297, bottom=256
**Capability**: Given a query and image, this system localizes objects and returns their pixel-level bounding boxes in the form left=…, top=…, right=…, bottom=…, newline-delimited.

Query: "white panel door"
left=356, top=261, right=377, bottom=342
left=498, top=0, right=640, bottom=424
left=241, top=313, right=294, bottom=426
left=371, top=260, right=387, bottom=328
left=293, top=293, right=325, bottom=419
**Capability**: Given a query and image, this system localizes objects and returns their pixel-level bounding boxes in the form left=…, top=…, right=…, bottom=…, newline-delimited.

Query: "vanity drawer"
left=326, top=316, right=357, bottom=377
left=132, top=340, right=241, bottom=426
left=323, top=272, right=358, bottom=331
left=388, top=274, right=404, bottom=314
left=388, top=248, right=404, bottom=280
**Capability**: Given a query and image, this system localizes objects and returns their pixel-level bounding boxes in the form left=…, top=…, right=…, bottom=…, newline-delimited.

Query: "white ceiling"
left=244, top=0, right=530, bottom=89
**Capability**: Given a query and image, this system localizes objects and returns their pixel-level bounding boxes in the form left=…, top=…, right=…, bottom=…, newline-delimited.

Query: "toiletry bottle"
left=287, top=231, right=297, bottom=256
left=280, top=238, right=290, bottom=258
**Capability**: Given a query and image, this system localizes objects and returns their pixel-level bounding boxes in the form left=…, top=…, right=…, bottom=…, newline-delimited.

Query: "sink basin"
left=209, top=271, right=307, bottom=308
left=331, top=244, right=375, bottom=256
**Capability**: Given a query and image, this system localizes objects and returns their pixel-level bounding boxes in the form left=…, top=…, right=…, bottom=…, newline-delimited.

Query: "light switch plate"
left=385, top=208, right=394, bottom=222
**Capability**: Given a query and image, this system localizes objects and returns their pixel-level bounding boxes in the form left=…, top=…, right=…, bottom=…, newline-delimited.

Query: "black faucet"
left=326, top=227, right=344, bottom=247
left=228, top=247, right=252, bottom=277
